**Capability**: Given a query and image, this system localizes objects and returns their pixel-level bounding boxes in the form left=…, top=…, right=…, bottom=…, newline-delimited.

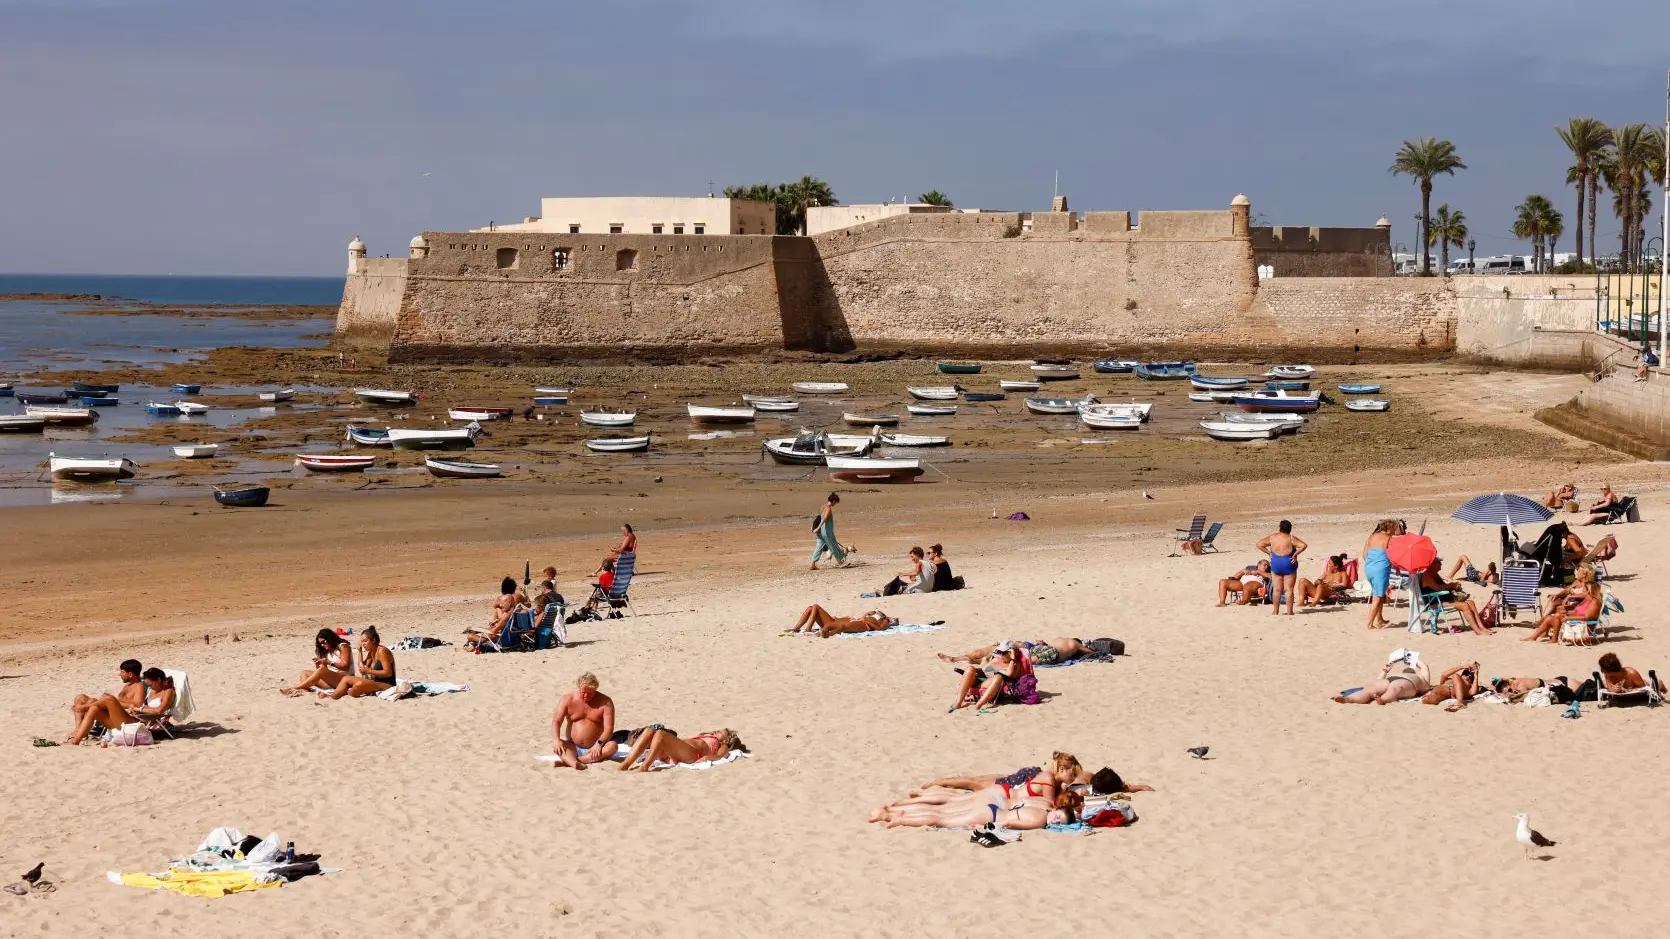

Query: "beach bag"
left=1085, top=638, right=1125, bottom=657
left=1549, top=680, right=1576, bottom=705
left=102, top=723, right=154, bottom=747
left=1573, top=677, right=1599, bottom=702
left=1005, top=673, right=1040, bottom=705
left=950, top=575, right=965, bottom=590
left=810, top=514, right=823, bottom=532
left=1479, top=595, right=1500, bottom=631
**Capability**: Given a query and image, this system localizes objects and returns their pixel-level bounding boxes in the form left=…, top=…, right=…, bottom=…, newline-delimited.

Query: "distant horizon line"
left=0, top=271, right=342, bottom=280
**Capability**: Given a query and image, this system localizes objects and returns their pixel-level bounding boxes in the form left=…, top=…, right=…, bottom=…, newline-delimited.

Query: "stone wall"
left=1251, top=226, right=1393, bottom=277
left=1543, top=367, right=1670, bottom=458
left=1239, top=278, right=1454, bottom=359
left=336, top=257, right=408, bottom=341
left=1454, top=275, right=1607, bottom=369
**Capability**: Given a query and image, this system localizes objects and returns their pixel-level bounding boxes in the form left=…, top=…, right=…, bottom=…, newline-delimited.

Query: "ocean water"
left=0, top=273, right=343, bottom=306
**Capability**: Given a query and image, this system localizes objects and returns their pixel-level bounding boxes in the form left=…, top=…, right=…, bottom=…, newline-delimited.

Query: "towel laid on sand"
left=375, top=681, right=469, bottom=701
left=1034, top=655, right=1117, bottom=668
left=536, top=750, right=750, bottom=771
left=831, top=623, right=945, bottom=639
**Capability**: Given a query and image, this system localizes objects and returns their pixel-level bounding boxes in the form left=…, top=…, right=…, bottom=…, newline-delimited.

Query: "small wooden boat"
left=1030, top=365, right=1079, bottom=381
left=1081, top=403, right=1152, bottom=423
left=584, top=434, right=652, bottom=453
left=386, top=425, right=479, bottom=449
left=1033, top=357, right=1072, bottom=366
left=936, top=362, right=982, bottom=374
left=71, top=381, right=120, bottom=394
left=1190, top=375, right=1249, bottom=390
left=16, top=391, right=69, bottom=405
left=962, top=392, right=1007, bottom=402
left=1079, top=411, right=1142, bottom=430
left=1233, top=390, right=1321, bottom=414
left=425, top=456, right=503, bottom=478
left=531, top=396, right=566, bottom=407
left=170, top=383, right=201, bottom=394
left=0, top=415, right=47, bottom=433
left=1338, top=383, right=1383, bottom=395
left=1092, top=359, right=1140, bottom=373
left=1263, top=380, right=1311, bottom=392
left=1133, top=363, right=1196, bottom=380
left=449, top=406, right=512, bottom=421
left=49, top=454, right=138, bottom=480
left=258, top=387, right=295, bottom=403
left=688, top=404, right=756, bottom=424
left=843, top=412, right=899, bottom=427
left=146, top=401, right=183, bottom=416
left=1025, top=395, right=1095, bottom=415
left=345, top=425, right=392, bottom=447
left=213, top=484, right=269, bottom=507
left=741, top=394, right=794, bottom=405
left=26, top=404, right=99, bottom=425
left=1200, top=421, right=1279, bottom=441
left=791, top=382, right=848, bottom=395
left=533, top=386, right=572, bottom=396
left=1222, top=412, right=1303, bottom=434
left=907, top=404, right=957, bottom=416
left=999, top=380, right=1042, bottom=391
left=751, top=399, right=800, bottom=412
left=1344, top=399, right=1391, bottom=412
left=355, top=388, right=417, bottom=406
left=70, top=388, right=109, bottom=399
left=174, top=400, right=211, bottom=415
left=826, top=454, right=923, bottom=483
left=172, top=443, right=221, bottom=459
left=762, top=431, right=873, bottom=465
left=879, top=432, right=949, bottom=447
left=1265, top=365, right=1315, bottom=379
left=579, top=409, right=637, bottom=427
left=81, top=396, right=119, bottom=407
left=295, top=453, right=375, bottom=472
left=906, top=386, right=960, bottom=401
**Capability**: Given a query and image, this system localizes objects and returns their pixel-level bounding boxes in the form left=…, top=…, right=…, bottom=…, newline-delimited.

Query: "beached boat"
left=449, top=406, right=512, bottom=421
left=762, top=431, right=874, bottom=465
left=906, top=386, right=960, bottom=401
left=49, top=454, right=138, bottom=481
left=27, top=404, right=100, bottom=425
left=16, top=391, right=69, bottom=405
left=1338, top=383, right=1383, bottom=395
left=1092, top=359, right=1140, bottom=373
left=999, top=380, right=1042, bottom=391
left=936, top=362, right=982, bottom=374
left=0, top=385, right=11, bottom=397
left=1344, top=399, right=1391, bottom=412
left=1232, top=390, right=1321, bottom=414
left=688, top=404, right=757, bottom=424
left=1189, top=375, right=1249, bottom=390
left=906, top=404, right=957, bottom=416
left=145, top=401, right=183, bottom=416
left=81, top=396, right=119, bottom=407
left=962, top=391, right=1007, bottom=402
left=258, top=387, right=295, bottom=403
left=1133, top=362, right=1196, bottom=380
left=842, top=412, right=900, bottom=427
left=425, top=456, right=503, bottom=478
left=1265, top=365, right=1315, bottom=379
left=1080, top=402, right=1152, bottom=422
left=826, top=454, right=924, bottom=483
left=742, top=394, right=794, bottom=406
left=170, top=383, right=201, bottom=394
left=344, top=425, right=392, bottom=446
left=172, top=443, right=221, bottom=459
left=879, top=432, right=949, bottom=447
left=1078, top=412, right=1142, bottom=430
left=1222, top=412, right=1303, bottom=434
left=1187, top=390, right=1241, bottom=403
left=584, top=434, right=652, bottom=453
left=1033, top=357, right=1071, bottom=366
left=174, top=400, right=210, bottom=415
left=751, top=399, right=800, bottom=412
left=355, top=388, right=417, bottom=406
left=1200, top=421, right=1279, bottom=441
left=1263, top=381, right=1311, bottom=393
left=70, top=389, right=109, bottom=399
left=71, top=381, right=120, bottom=394
left=295, top=453, right=375, bottom=472
left=386, top=425, right=480, bottom=450
left=213, top=484, right=269, bottom=507
left=1025, top=394, right=1095, bottom=415
left=533, top=386, right=572, bottom=396
left=0, top=415, right=47, bottom=433
left=1030, top=365, right=1079, bottom=381
left=579, top=409, right=637, bottom=427
left=791, top=381, right=848, bottom=395
left=531, top=396, right=566, bottom=407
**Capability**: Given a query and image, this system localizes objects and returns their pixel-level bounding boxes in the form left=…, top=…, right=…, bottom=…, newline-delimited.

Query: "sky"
left=2, top=0, right=1667, bottom=275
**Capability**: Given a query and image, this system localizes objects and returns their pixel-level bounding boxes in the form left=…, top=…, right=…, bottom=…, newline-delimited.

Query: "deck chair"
left=1197, top=522, right=1224, bottom=554
left=534, top=600, right=567, bottom=648
left=481, top=610, right=536, bottom=652
left=1580, top=535, right=1617, bottom=579
left=1495, top=559, right=1542, bottom=620
left=1593, top=666, right=1662, bottom=708
left=584, top=550, right=636, bottom=619
left=1169, top=513, right=1207, bottom=556
left=143, top=669, right=196, bottom=739
left=1561, top=589, right=1623, bottom=646
left=1596, top=496, right=1638, bottom=524
left=1415, top=585, right=1465, bottom=634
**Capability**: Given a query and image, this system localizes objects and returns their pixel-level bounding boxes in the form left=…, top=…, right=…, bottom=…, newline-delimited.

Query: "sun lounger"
left=1495, top=559, right=1542, bottom=620
left=582, top=550, right=636, bottom=619
left=1594, top=666, right=1662, bottom=708
left=1581, top=534, right=1618, bottom=578
left=1169, top=513, right=1206, bottom=556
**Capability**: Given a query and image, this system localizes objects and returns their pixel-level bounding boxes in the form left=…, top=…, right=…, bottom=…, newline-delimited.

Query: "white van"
left=1477, top=255, right=1527, bottom=274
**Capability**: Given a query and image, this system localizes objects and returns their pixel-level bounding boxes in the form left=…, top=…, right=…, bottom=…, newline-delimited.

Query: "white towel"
left=374, top=681, right=469, bottom=700
left=831, top=623, right=945, bottom=639
left=164, top=668, right=196, bottom=722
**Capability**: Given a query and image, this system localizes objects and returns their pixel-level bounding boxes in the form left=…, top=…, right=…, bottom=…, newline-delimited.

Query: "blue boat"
left=172, top=383, right=202, bottom=394
left=1134, top=362, right=1197, bottom=380
left=1189, top=375, right=1249, bottom=390
left=1092, top=359, right=1139, bottom=373
left=532, top=396, right=567, bottom=406
left=344, top=425, right=392, bottom=446
left=71, top=381, right=120, bottom=394
left=82, top=396, right=120, bottom=407
left=0, top=388, right=12, bottom=397
left=214, top=484, right=270, bottom=508
left=1337, top=383, right=1382, bottom=395
left=1264, top=380, right=1311, bottom=392
left=962, top=392, right=1007, bottom=402
left=146, top=402, right=183, bottom=416
left=69, top=388, right=109, bottom=399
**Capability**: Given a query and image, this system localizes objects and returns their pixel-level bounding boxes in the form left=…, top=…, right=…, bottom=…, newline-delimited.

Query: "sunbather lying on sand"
left=282, top=629, right=355, bottom=696
left=1543, top=483, right=1576, bottom=509
left=913, top=752, right=1085, bottom=796
left=782, top=605, right=898, bottom=638
left=1422, top=662, right=1483, bottom=711
left=1446, top=555, right=1499, bottom=586
left=617, top=726, right=746, bottom=772
left=1334, top=657, right=1432, bottom=704
left=937, top=638, right=1093, bottom=666
left=1217, top=560, right=1271, bottom=606
left=870, top=788, right=1082, bottom=830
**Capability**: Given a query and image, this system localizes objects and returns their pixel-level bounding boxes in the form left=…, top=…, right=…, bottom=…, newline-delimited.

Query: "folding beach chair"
left=1495, top=559, right=1542, bottom=621
left=1414, top=585, right=1465, bottom=634
left=1593, top=665, right=1662, bottom=708
left=143, top=668, right=196, bottom=740
left=1561, top=589, right=1623, bottom=646
left=1169, top=513, right=1206, bottom=557
left=482, top=610, right=536, bottom=652
left=582, top=550, right=636, bottom=619
left=533, top=600, right=567, bottom=649
left=1580, top=535, right=1617, bottom=579
left=1596, top=496, right=1639, bottom=524
left=1197, top=522, right=1224, bottom=554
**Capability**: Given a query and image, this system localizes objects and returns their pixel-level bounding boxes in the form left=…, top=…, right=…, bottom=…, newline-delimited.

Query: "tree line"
left=722, top=179, right=953, bottom=235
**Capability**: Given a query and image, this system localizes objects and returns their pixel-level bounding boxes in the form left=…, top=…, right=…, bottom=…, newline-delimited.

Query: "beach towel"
left=111, top=869, right=282, bottom=898
left=165, top=669, right=196, bottom=722
left=1033, top=654, right=1118, bottom=668
left=535, top=750, right=751, bottom=771
left=830, top=622, right=946, bottom=639
left=374, top=681, right=469, bottom=701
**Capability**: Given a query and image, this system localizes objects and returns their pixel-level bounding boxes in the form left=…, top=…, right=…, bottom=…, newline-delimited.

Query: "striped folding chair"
left=1496, top=559, right=1542, bottom=621
left=1169, top=513, right=1207, bottom=557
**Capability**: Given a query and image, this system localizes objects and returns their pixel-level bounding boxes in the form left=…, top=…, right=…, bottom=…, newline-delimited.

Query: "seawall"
left=337, top=258, right=408, bottom=344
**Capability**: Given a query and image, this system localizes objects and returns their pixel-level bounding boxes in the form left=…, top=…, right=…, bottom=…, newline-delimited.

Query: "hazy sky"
left=3, top=0, right=1667, bottom=275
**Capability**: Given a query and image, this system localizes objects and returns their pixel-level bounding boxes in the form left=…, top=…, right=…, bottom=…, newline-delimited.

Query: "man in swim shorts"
left=552, top=672, right=617, bottom=770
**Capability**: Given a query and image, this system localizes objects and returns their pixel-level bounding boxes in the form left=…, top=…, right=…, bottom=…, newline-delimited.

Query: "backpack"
left=1085, top=638, right=1125, bottom=657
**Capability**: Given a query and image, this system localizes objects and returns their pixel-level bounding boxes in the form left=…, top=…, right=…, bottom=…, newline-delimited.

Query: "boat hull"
left=172, top=445, right=220, bottom=459
left=450, top=407, right=512, bottom=421
left=355, top=389, right=416, bottom=406
left=258, top=389, right=295, bottom=402
left=1190, top=376, right=1248, bottom=390
left=830, top=466, right=924, bottom=483
left=72, top=382, right=120, bottom=394
left=580, top=412, right=637, bottom=427
left=28, top=406, right=99, bottom=425
left=791, top=382, right=848, bottom=395
left=344, top=426, right=392, bottom=447
left=906, top=405, right=957, bottom=416
left=425, top=458, right=503, bottom=478
left=296, top=455, right=374, bottom=472
left=16, top=392, right=69, bottom=405
left=842, top=413, right=899, bottom=427
left=1338, top=384, right=1382, bottom=395
left=688, top=405, right=757, bottom=424
left=936, top=363, right=982, bottom=374
left=81, top=397, right=119, bottom=407
left=170, top=384, right=201, bottom=394
left=1199, top=421, right=1278, bottom=441
left=962, top=392, right=1007, bottom=402
left=1344, top=400, right=1391, bottom=412
left=1092, top=360, right=1138, bottom=373
left=906, top=387, right=959, bottom=401
left=585, top=435, right=652, bottom=453
left=1235, top=397, right=1320, bottom=414
left=998, top=380, right=1041, bottom=391
left=50, top=457, right=137, bottom=480
left=1030, top=368, right=1079, bottom=381
left=1079, top=414, right=1142, bottom=430
left=879, top=434, right=949, bottom=447
left=214, top=485, right=269, bottom=507
left=0, top=416, right=47, bottom=433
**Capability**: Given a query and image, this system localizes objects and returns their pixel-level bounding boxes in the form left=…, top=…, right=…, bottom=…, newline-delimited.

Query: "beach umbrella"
left=523, top=559, right=531, bottom=586
left=1385, top=533, right=1438, bottom=573
left=1452, top=493, right=1552, bottom=527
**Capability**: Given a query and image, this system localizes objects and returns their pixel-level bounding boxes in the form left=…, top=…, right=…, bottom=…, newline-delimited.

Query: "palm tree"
left=1555, top=118, right=1614, bottom=272
left=1427, top=204, right=1468, bottom=273
left=781, top=176, right=838, bottom=236
left=1389, top=138, right=1467, bottom=275
left=1606, top=124, right=1664, bottom=271
left=1512, top=195, right=1563, bottom=272
left=918, top=190, right=953, bottom=207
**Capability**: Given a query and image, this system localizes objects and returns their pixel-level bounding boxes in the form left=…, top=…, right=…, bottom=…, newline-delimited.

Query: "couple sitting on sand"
left=550, top=672, right=745, bottom=772
left=868, top=752, right=1152, bottom=829
left=64, top=659, right=177, bottom=746
left=869, top=544, right=959, bottom=596
left=280, top=628, right=398, bottom=699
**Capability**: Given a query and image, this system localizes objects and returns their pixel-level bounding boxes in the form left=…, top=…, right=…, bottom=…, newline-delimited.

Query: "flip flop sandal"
left=4, top=883, right=26, bottom=896
left=31, top=739, right=58, bottom=748
left=29, top=881, right=54, bottom=894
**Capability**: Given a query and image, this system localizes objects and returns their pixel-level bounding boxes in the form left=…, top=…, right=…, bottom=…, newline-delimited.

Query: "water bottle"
left=285, top=842, right=295, bottom=862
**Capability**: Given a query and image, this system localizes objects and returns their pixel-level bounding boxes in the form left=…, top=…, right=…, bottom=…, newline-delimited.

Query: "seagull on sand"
left=1515, top=813, right=1556, bottom=860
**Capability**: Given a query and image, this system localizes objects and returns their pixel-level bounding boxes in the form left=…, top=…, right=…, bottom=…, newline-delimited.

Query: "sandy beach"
left=5, top=444, right=1670, bottom=936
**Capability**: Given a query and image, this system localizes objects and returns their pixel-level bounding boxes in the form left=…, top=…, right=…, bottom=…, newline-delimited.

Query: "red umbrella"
left=1386, top=533, right=1438, bottom=573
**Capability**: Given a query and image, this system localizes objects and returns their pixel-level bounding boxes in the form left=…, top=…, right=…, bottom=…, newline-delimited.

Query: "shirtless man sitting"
left=71, top=659, right=146, bottom=733
left=551, top=672, right=617, bottom=770
left=781, top=604, right=897, bottom=638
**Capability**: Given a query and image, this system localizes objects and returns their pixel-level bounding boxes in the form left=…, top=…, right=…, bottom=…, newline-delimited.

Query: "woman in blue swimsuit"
left=1257, top=520, right=1308, bottom=616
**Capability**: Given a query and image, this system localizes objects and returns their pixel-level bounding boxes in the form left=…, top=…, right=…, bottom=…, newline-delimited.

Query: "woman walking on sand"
left=1256, top=520, right=1306, bottom=616
left=810, top=492, right=853, bottom=570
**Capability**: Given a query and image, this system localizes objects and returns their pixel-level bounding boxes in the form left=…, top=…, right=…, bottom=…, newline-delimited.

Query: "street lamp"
left=1467, top=238, right=1476, bottom=274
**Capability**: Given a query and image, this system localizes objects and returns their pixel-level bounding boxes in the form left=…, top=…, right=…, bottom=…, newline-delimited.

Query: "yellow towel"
left=118, top=868, right=282, bottom=898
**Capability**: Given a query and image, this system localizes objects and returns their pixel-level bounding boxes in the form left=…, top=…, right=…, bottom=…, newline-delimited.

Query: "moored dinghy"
left=1199, top=421, right=1279, bottom=441
left=963, top=391, right=1007, bottom=402
left=1263, top=380, right=1311, bottom=391
left=825, top=454, right=923, bottom=482
left=174, top=400, right=211, bottom=415
left=0, top=414, right=47, bottom=433
left=763, top=431, right=874, bottom=465
left=878, top=431, right=950, bottom=447
left=1232, top=390, right=1321, bottom=414
left=1344, top=399, right=1391, bottom=412
left=170, top=383, right=201, bottom=394
left=742, top=394, right=799, bottom=411
left=81, top=396, right=119, bottom=407
left=906, top=386, right=960, bottom=401
left=1337, top=383, right=1382, bottom=395
left=449, top=406, right=512, bottom=421
left=49, top=454, right=138, bottom=480
left=585, top=434, right=652, bottom=453
left=425, top=456, right=503, bottom=478
left=1133, top=362, right=1197, bottom=380
left=1080, top=402, right=1152, bottom=422
left=936, top=362, right=982, bottom=374
left=1221, top=412, right=1304, bottom=434
left=258, top=387, right=295, bottom=402
left=172, top=443, right=221, bottom=459
left=998, top=380, right=1042, bottom=391
left=1026, top=394, right=1095, bottom=415
left=344, top=425, right=392, bottom=446
left=1264, top=364, right=1315, bottom=379
left=580, top=409, right=637, bottom=427
left=72, top=381, right=120, bottom=394
left=688, top=404, right=757, bottom=424
left=1189, top=375, right=1249, bottom=390
left=354, top=388, right=417, bottom=406
left=1030, top=364, right=1079, bottom=381
left=295, top=453, right=375, bottom=472
left=907, top=404, right=957, bottom=416
left=16, top=390, right=70, bottom=405
left=213, top=484, right=269, bottom=507
left=146, top=401, right=182, bottom=416
left=27, top=404, right=100, bottom=425
left=1078, top=411, right=1142, bottom=430
left=842, top=412, right=899, bottom=427
left=386, top=424, right=481, bottom=449
left=791, top=381, right=848, bottom=395
left=1092, top=359, right=1140, bottom=373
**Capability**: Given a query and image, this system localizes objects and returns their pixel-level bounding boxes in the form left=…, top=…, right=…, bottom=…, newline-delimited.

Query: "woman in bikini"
left=609, top=523, right=637, bottom=558
left=872, top=789, right=1082, bottom=830
left=66, top=667, right=176, bottom=745
left=1543, top=483, right=1576, bottom=509
left=1422, top=662, right=1483, bottom=711
left=1297, top=554, right=1350, bottom=607
left=909, top=752, right=1085, bottom=799
left=782, top=605, right=897, bottom=638
left=1334, top=657, right=1432, bottom=705
left=282, top=629, right=356, bottom=696
left=321, top=627, right=397, bottom=699
left=1256, top=520, right=1307, bottom=616
left=946, top=644, right=1026, bottom=712
left=617, top=727, right=745, bottom=772
left=1524, top=576, right=1601, bottom=642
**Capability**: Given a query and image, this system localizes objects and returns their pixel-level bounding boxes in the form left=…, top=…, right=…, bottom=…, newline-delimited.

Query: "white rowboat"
left=258, top=388, right=295, bottom=402
left=174, top=400, right=210, bottom=415
left=295, top=453, right=375, bottom=472
left=879, top=433, right=950, bottom=447
left=585, top=435, right=652, bottom=453
left=49, top=455, right=138, bottom=480
left=355, top=388, right=416, bottom=406
left=1200, top=421, right=1279, bottom=441
left=24, top=404, right=99, bottom=425
left=0, top=415, right=46, bottom=433
left=906, top=386, right=960, bottom=401
left=1080, top=402, right=1152, bottom=422
left=1030, top=366, right=1080, bottom=380
left=1264, top=365, right=1315, bottom=379
left=1079, top=412, right=1142, bottom=430
left=825, top=454, right=923, bottom=483
left=842, top=412, right=899, bottom=427
left=791, top=382, right=848, bottom=395
left=999, top=380, right=1042, bottom=391
left=386, top=425, right=480, bottom=449
left=172, top=443, right=221, bottom=458
left=580, top=410, right=637, bottom=427
left=907, top=404, right=957, bottom=416
left=1344, top=399, right=1391, bottom=412
left=425, top=457, right=502, bottom=478
left=688, top=404, right=757, bottom=424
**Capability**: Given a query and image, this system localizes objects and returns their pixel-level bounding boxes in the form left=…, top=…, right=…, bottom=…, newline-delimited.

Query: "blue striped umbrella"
left=1451, top=493, right=1553, bottom=527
